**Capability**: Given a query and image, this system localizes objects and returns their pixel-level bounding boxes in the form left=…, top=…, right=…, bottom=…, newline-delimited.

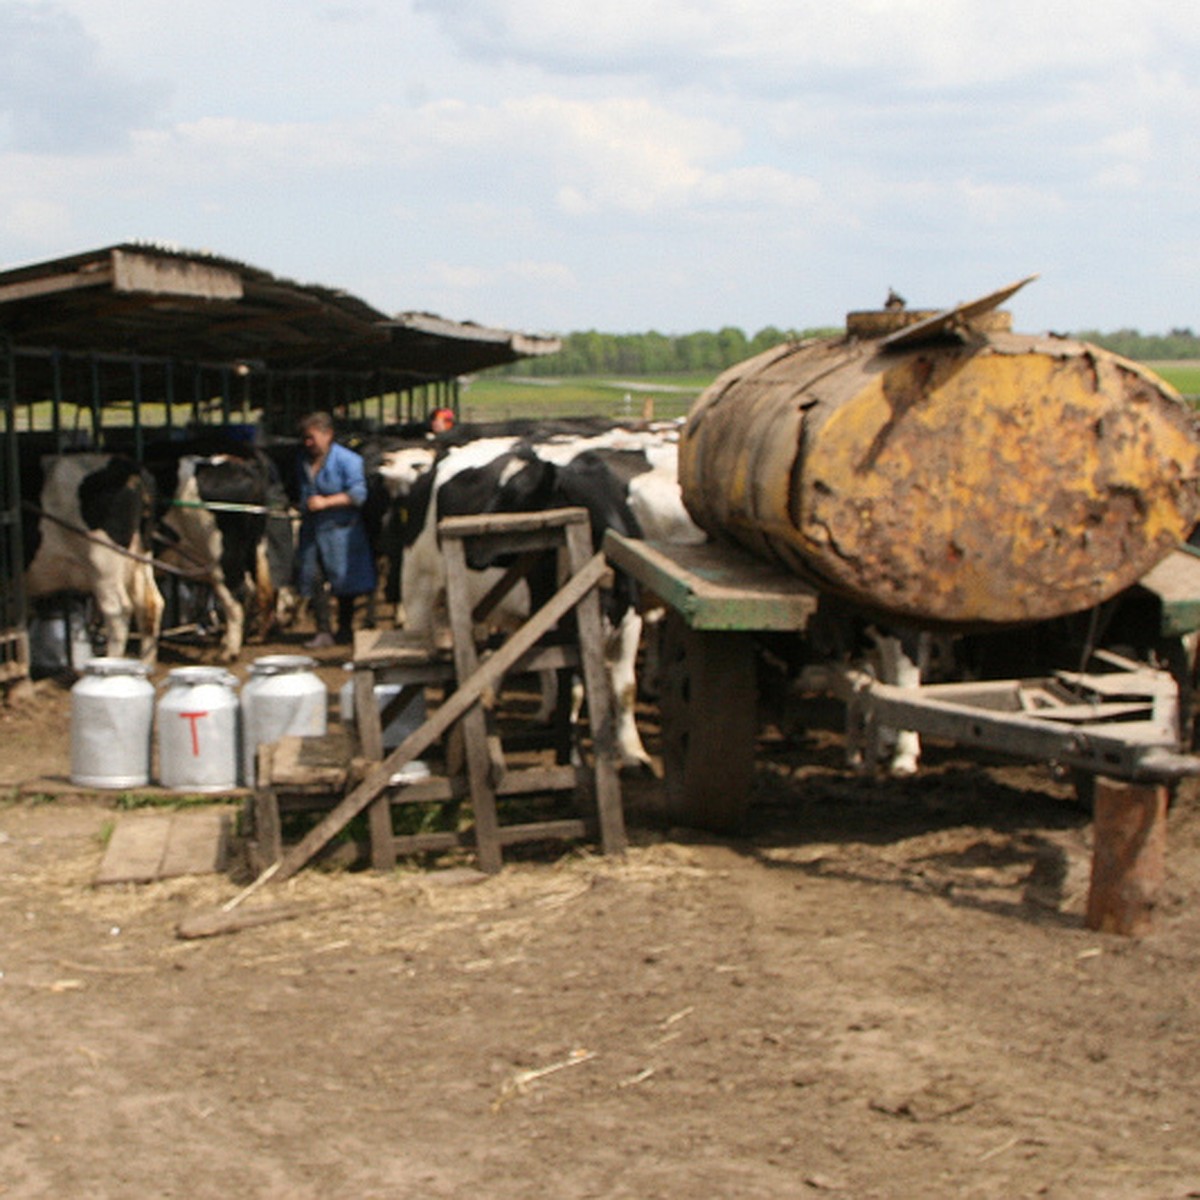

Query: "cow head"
left=456, top=445, right=643, bottom=623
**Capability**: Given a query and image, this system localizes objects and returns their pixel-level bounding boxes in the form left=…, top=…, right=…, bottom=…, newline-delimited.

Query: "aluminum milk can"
left=70, top=657, right=155, bottom=788
left=156, top=666, right=240, bottom=791
left=30, top=597, right=95, bottom=678
left=240, top=654, right=328, bottom=785
left=339, top=664, right=427, bottom=750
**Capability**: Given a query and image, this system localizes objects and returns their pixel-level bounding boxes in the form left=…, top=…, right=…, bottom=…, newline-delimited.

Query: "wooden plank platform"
left=95, top=809, right=230, bottom=885
left=352, top=628, right=456, bottom=674
left=604, top=531, right=820, bottom=631
left=265, top=729, right=358, bottom=789
left=18, top=776, right=251, bottom=800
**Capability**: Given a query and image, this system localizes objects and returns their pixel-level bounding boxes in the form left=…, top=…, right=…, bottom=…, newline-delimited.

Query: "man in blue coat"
left=296, top=412, right=377, bottom=647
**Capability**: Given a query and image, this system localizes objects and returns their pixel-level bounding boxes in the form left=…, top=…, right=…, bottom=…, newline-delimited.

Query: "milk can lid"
left=165, top=665, right=238, bottom=687
left=248, top=654, right=317, bottom=676
left=83, top=656, right=151, bottom=678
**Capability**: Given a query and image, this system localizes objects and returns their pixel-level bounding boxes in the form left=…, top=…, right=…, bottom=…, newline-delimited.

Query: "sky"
left=0, top=0, right=1197, bottom=340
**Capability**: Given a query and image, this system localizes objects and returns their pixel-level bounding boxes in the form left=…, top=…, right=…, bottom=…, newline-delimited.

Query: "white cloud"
left=694, top=166, right=820, bottom=209
left=1, top=0, right=1197, bottom=335
left=416, top=0, right=1200, bottom=94
left=507, top=259, right=577, bottom=288
left=953, top=179, right=1067, bottom=225
left=0, top=2, right=163, bottom=151
left=1, top=195, right=73, bottom=243
left=424, top=261, right=493, bottom=291
left=109, top=92, right=814, bottom=224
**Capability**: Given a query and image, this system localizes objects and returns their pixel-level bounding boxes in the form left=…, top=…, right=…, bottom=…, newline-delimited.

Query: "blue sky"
left=1, top=0, right=1196, bottom=339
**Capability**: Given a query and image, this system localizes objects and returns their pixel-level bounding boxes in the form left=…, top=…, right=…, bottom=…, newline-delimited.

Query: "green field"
left=457, top=374, right=712, bottom=423
left=462, top=361, right=1200, bottom=423
left=9, top=374, right=715, bottom=432
left=1147, top=361, right=1200, bottom=399
left=12, top=360, right=1198, bottom=433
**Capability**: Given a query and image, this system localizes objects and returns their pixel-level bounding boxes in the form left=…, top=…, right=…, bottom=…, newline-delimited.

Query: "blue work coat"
left=295, top=441, right=377, bottom=597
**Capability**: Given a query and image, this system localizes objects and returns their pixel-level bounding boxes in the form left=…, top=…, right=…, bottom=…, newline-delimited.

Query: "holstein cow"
left=152, top=444, right=288, bottom=661
left=354, top=418, right=702, bottom=621
left=22, top=453, right=165, bottom=663
left=399, top=427, right=705, bottom=770
left=346, top=431, right=440, bottom=619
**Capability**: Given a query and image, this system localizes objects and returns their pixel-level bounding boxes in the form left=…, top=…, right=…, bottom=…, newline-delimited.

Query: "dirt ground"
left=3, top=635, right=1200, bottom=1200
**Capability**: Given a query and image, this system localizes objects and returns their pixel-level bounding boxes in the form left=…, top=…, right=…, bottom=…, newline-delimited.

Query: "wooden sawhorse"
left=438, top=505, right=624, bottom=871
left=344, top=506, right=626, bottom=874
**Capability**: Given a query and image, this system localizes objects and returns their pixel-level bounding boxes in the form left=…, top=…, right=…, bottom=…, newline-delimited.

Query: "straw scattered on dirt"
left=4, top=660, right=1200, bottom=1199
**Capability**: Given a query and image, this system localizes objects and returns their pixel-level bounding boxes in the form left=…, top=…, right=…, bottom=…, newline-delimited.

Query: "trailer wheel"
left=658, top=612, right=757, bottom=833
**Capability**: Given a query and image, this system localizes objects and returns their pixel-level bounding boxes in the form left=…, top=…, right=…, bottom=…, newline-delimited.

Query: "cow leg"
left=638, top=606, right=666, bottom=702
left=212, top=577, right=245, bottom=661
left=559, top=611, right=650, bottom=771
left=130, top=562, right=164, bottom=665
left=870, top=629, right=922, bottom=777
left=273, top=585, right=302, bottom=631
left=607, top=609, right=652, bottom=771
left=93, top=580, right=134, bottom=659
left=252, top=543, right=277, bottom=643
left=533, top=669, right=560, bottom=724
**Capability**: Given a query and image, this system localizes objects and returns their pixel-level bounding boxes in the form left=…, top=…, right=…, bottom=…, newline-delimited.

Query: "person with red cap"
left=429, top=407, right=455, bottom=434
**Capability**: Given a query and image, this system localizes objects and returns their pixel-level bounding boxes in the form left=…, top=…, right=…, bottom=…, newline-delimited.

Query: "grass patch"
left=22, top=792, right=60, bottom=806
left=113, top=792, right=229, bottom=811
left=1148, top=363, right=1200, bottom=398
left=458, top=374, right=707, bottom=423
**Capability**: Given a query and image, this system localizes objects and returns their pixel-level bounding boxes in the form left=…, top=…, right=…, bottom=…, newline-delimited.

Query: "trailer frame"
left=605, top=531, right=1200, bottom=831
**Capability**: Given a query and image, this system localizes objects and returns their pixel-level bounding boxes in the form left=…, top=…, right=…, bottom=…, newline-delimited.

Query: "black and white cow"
left=151, top=442, right=289, bottom=661
left=398, top=426, right=704, bottom=769
left=22, top=452, right=165, bottom=663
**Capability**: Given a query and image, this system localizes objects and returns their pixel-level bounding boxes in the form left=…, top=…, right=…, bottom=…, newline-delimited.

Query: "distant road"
left=505, top=376, right=701, bottom=394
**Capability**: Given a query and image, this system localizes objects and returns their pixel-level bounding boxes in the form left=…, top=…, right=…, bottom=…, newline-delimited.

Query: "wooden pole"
left=1085, top=776, right=1168, bottom=936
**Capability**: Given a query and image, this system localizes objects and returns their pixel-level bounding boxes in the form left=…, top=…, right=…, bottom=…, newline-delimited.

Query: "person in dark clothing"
left=295, top=412, right=377, bottom=647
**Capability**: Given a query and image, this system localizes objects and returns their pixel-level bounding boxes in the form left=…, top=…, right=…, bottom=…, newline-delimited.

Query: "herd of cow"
left=47, top=412, right=1169, bottom=779
left=24, top=415, right=1190, bottom=782
left=19, top=418, right=708, bottom=771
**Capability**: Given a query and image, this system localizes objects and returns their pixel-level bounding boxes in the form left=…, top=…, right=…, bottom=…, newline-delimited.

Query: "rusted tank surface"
left=679, top=292, right=1200, bottom=627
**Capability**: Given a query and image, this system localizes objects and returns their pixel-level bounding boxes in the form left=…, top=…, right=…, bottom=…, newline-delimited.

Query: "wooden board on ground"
left=18, top=776, right=250, bottom=800
left=95, top=809, right=230, bottom=885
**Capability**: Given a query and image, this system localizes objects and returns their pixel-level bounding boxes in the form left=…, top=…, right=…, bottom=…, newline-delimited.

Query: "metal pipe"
left=89, top=357, right=101, bottom=445
left=51, top=351, right=62, bottom=449
left=164, top=360, right=175, bottom=434
left=132, top=358, right=144, bottom=461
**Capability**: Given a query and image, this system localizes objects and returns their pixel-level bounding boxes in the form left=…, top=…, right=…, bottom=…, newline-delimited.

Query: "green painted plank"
left=1135, top=545, right=1200, bottom=637
left=604, top=532, right=819, bottom=631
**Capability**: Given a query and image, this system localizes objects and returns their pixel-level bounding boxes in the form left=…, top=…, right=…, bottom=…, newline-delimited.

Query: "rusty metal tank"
left=679, top=279, right=1200, bottom=627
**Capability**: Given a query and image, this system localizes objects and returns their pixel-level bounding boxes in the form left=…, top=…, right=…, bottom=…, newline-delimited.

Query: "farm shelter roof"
left=0, top=243, right=560, bottom=381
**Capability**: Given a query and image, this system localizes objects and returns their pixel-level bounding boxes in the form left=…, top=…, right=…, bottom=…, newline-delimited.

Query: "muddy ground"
left=3, top=634, right=1200, bottom=1199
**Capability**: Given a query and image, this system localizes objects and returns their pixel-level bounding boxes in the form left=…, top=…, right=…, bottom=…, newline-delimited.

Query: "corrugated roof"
left=0, top=243, right=559, bottom=380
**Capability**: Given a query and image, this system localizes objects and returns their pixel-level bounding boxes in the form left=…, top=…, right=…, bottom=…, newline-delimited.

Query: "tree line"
left=497, top=326, right=841, bottom=377
left=1072, top=328, right=1200, bottom=361
left=497, top=325, right=1200, bottom=377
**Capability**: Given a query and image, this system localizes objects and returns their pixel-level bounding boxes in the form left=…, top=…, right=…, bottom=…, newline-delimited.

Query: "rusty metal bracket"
left=842, top=649, right=1199, bottom=783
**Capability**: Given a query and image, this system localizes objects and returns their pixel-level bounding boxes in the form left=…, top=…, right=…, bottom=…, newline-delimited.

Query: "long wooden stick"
left=268, top=551, right=609, bottom=883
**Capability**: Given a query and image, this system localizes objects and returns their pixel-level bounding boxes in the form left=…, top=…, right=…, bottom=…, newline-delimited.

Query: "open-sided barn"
left=0, top=242, right=560, bottom=687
